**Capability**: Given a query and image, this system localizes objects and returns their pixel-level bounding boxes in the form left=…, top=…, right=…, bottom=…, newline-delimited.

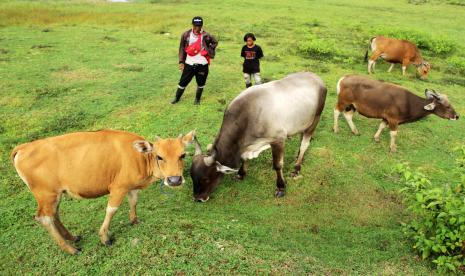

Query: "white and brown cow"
left=190, top=72, right=327, bottom=201
left=365, top=36, right=430, bottom=78
left=11, top=129, right=194, bottom=254
left=333, top=75, right=459, bottom=152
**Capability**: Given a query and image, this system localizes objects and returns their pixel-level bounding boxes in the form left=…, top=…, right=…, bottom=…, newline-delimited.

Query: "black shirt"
left=241, top=44, right=264, bottom=73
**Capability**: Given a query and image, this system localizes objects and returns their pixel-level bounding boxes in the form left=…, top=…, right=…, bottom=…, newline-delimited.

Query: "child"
left=241, top=33, right=264, bottom=88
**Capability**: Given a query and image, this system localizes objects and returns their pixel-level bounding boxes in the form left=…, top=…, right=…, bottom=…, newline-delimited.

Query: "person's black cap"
left=192, top=16, right=203, bottom=26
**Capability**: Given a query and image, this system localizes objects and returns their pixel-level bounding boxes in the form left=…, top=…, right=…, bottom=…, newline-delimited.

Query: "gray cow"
left=191, top=72, right=327, bottom=202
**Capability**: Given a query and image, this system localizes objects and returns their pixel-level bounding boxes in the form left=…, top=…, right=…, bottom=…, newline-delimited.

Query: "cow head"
left=417, top=61, right=431, bottom=79
left=133, top=130, right=195, bottom=187
left=190, top=137, right=238, bottom=202
left=424, top=89, right=459, bottom=120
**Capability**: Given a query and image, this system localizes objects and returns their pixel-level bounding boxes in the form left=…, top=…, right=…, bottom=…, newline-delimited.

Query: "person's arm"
left=241, top=46, right=245, bottom=58
left=206, top=33, right=218, bottom=58
left=257, top=46, right=264, bottom=59
left=178, top=32, right=187, bottom=69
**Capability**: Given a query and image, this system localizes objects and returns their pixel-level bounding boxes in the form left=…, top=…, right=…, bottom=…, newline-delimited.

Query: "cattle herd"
left=11, top=35, right=459, bottom=254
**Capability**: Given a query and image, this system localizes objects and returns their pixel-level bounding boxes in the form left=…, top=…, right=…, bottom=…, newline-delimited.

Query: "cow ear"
left=215, top=161, right=238, bottom=174
left=424, top=102, right=436, bottom=111
left=133, top=140, right=154, bottom=153
left=181, top=130, right=195, bottom=146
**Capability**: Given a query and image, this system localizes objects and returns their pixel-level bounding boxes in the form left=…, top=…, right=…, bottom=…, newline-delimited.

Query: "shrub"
left=298, top=35, right=354, bottom=63
left=396, top=146, right=465, bottom=272
left=445, top=56, right=465, bottom=75
left=372, top=27, right=457, bottom=55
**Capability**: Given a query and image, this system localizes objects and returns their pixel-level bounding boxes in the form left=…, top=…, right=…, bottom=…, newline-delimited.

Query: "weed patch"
left=370, top=27, right=457, bottom=55
left=115, top=63, right=144, bottom=72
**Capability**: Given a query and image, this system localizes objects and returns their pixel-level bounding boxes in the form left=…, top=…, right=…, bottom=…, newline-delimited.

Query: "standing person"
left=171, top=16, right=218, bottom=105
left=241, top=33, right=264, bottom=88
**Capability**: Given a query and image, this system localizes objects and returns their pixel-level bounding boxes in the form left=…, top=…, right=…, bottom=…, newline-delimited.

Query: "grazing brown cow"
left=11, top=129, right=194, bottom=254
left=333, top=75, right=458, bottom=152
left=365, top=36, right=430, bottom=78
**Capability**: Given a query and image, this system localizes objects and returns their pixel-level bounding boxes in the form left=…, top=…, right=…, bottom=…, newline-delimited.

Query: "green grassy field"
left=1, top=0, right=464, bottom=274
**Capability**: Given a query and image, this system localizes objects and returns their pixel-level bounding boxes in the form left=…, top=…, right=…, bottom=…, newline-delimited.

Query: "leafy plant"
left=446, top=56, right=465, bottom=75
left=372, top=27, right=457, bottom=55
left=396, top=146, right=465, bottom=272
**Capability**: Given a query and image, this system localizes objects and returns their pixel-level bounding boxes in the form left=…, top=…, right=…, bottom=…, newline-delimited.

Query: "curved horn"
left=203, top=151, right=216, bottom=167
left=425, top=89, right=440, bottom=100
left=193, top=136, right=203, bottom=156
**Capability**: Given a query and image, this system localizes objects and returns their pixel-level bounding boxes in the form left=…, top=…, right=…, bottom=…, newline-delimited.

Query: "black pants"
left=178, top=64, right=209, bottom=89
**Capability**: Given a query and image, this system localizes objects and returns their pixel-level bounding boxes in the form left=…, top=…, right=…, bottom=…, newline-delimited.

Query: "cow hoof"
left=75, top=247, right=82, bottom=255
left=390, top=147, right=397, bottom=153
left=104, top=238, right=114, bottom=246
left=274, top=189, right=286, bottom=198
left=73, top=235, right=82, bottom=243
left=374, top=137, right=380, bottom=143
left=131, top=218, right=140, bottom=225
left=353, top=131, right=360, bottom=136
left=333, top=127, right=339, bottom=133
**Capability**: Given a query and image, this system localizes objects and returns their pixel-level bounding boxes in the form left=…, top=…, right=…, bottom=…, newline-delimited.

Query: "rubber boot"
left=171, top=88, right=185, bottom=104
left=194, top=87, right=203, bottom=105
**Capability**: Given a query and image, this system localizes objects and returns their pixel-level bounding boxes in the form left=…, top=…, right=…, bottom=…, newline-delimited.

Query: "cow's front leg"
left=235, top=161, right=247, bottom=180
left=271, top=141, right=286, bottom=198
left=388, top=122, right=399, bottom=153
left=128, top=189, right=140, bottom=225
left=99, top=189, right=126, bottom=246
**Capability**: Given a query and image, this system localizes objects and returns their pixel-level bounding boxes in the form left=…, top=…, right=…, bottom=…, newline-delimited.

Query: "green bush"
left=298, top=37, right=340, bottom=59
left=446, top=56, right=465, bottom=75
left=396, top=146, right=465, bottom=272
left=372, top=27, right=457, bottom=55
left=298, top=35, right=354, bottom=64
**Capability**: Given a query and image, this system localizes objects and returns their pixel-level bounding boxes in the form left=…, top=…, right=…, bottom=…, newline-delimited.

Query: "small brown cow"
left=11, top=129, right=194, bottom=254
left=365, top=36, right=430, bottom=78
left=333, top=75, right=459, bottom=152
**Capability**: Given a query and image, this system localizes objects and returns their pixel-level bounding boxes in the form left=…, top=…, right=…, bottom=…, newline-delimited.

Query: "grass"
left=1, top=0, right=464, bottom=274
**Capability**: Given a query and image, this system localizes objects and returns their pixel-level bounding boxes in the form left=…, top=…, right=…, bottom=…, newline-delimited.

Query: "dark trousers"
left=178, top=64, right=209, bottom=89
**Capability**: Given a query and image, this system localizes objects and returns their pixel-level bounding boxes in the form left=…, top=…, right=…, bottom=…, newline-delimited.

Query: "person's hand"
left=179, top=63, right=184, bottom=71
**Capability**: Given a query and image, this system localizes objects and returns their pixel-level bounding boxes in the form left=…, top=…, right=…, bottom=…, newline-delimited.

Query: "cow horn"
left=193, top=136, right=203, bottom=156
left=203, top=151, right=216, bottom=167
left=425, top=89, right=440, bottom=100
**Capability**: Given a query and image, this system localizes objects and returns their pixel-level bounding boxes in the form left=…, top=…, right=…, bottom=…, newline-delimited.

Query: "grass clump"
left=372, top=27, right=457, bottom=55
left=445, top=56, right=465, bottom=75
left=396, top=147, right=465, bottom=272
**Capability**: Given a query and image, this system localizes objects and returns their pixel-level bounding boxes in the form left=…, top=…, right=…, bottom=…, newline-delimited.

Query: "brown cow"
left=365, top=36, right=430, bottom=78
left=11, top=129, right=194, bottom=254
left=333, top=75, right=458, bottom=152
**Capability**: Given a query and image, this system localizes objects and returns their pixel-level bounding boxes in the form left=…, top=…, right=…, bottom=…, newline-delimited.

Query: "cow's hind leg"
left=333, top=102, right=346, bottom=133
left=34, top=191, right=80, bottom=254
left=128, top=189, right=140, bottom=225
left=54, top=201, right=80, bottom=242
left=235, top=161, right=248, bottom=180
left=343, top=105, right=359, bottom=135
left=271, top=141, right=286, bottom=198
left=291, top=115, right=321, bottom=178
left=99, top=189, right=126, bottom=245
left=368, top=51, right=382, bottom=74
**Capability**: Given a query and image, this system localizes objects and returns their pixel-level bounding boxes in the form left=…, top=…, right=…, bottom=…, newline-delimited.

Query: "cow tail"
left=11, top=144, right=24, bottom=166
left=364, top=37, right=375, bottom=62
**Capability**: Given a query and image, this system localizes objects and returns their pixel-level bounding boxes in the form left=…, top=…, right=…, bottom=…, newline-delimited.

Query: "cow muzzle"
left=166, top=176, right=183, bottom=186
left=193, top=195, right=210, bottom=203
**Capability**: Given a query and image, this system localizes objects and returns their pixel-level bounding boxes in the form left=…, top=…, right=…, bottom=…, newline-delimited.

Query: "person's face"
left=246, top=37, right=254, bottom=46
left=192, top=25, right=202, bottom=33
